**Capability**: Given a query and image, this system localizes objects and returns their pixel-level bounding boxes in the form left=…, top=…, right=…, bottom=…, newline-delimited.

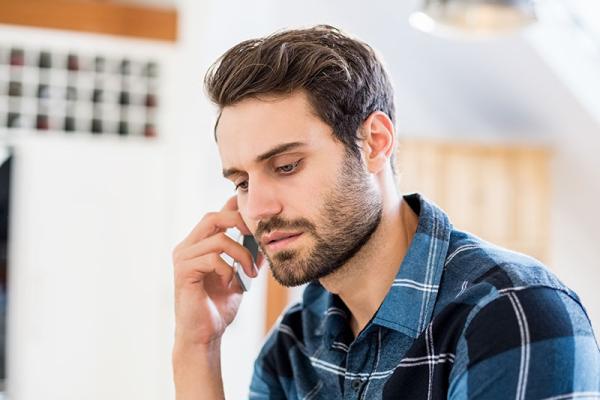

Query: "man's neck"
left=318, top=195, right=419, bottom=339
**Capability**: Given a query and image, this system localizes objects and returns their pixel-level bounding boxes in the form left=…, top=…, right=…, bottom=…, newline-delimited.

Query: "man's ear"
left=359, top=111, right=395, bottom=174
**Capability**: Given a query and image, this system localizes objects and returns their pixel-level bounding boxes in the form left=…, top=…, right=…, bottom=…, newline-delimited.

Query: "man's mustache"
left=255, top=216, right=317, bottom=239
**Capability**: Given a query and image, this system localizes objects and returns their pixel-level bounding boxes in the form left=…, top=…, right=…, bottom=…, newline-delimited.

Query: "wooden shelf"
left=0, top=0, right=177, bottom=42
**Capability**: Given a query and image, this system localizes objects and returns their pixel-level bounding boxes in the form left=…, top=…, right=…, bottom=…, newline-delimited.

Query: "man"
left=172, top=25, right=600, bottom=399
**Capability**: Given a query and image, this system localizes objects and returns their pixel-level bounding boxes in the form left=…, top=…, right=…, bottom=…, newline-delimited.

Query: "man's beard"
left=255, top=151, right=383, bottom=287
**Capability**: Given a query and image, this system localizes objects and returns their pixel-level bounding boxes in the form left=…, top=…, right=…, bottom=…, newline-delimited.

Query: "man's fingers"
left=221, top=195, right=238, bottom=212
left=221, top=195, right=252, bottom=235
left=176, top=233, right=256, bottom=278
left=228, top=269, right=244, bottom=294
left=177, top=253, right=235, bottom=288
left=181, top=210, right=251, bottom=247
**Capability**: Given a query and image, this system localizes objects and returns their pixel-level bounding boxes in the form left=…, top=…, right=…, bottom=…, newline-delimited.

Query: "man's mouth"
left=264, top=232, right=303, bottom=251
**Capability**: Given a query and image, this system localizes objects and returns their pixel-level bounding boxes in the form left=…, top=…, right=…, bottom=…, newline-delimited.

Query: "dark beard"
left=256, top=151, right=383, bottom=287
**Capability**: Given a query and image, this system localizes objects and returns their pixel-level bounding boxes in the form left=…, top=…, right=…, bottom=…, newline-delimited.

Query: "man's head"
left=205, top=25, right=396, bottom=167
left=205, top=25, right=397, bottom=286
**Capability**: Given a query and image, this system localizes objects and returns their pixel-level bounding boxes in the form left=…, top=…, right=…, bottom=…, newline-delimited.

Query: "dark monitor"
left=0, top=147, right=11, bottom=392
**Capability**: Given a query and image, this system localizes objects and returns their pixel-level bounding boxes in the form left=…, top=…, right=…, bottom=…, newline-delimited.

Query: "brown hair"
left=205, top=25, right=396, bottom=170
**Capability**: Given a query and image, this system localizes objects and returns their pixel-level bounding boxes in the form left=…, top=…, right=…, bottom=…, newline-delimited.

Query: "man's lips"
left=262, top=231, right=302, bottom=245
left=262, top=232, right=303, bottom=251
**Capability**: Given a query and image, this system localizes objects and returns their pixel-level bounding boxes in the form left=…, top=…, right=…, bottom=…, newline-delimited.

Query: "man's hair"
left=204, top=25, right=397, bottom=170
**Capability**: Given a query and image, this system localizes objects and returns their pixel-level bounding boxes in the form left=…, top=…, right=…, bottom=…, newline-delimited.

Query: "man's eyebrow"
left=256, top=141, right=306, bottom=162
left=222, top=141, right=307, bottom=179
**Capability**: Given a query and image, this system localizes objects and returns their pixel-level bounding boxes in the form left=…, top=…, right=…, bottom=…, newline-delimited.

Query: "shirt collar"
left=372, top=193, right=452, bottom=338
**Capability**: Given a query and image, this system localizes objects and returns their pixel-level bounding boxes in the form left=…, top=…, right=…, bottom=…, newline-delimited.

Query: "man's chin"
left=270, top=262, right=320, bottom=287
left=270, top=265, right=308, bottom=287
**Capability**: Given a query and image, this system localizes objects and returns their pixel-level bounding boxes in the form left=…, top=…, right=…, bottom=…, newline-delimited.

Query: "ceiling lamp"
left=410, top=0, right=537, bottom=38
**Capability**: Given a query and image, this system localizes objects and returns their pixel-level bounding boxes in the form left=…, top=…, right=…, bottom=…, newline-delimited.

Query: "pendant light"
left=410, top=0, right=537, bottom=38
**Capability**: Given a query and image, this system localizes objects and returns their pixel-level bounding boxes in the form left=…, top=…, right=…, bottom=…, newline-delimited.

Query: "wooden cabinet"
left=396, top=138, right=551, bottom=264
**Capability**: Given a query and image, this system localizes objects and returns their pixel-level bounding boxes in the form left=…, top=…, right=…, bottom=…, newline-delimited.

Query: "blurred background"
left=0, top=0, right=599, bottom=399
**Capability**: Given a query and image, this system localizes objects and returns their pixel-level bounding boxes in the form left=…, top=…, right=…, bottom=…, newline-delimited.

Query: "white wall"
left=8, top=135, right=171, bottom=399
left=550, top=135, right=600, bottom=337
left=0, top=25, right=179, bottom=400
left=526, top=9, right=600, bottom=337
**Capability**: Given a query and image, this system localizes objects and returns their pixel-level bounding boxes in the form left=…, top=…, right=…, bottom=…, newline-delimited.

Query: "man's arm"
left=171, top=196, right=257, bottom=399
left=173, top=340, right=225, bottom=399
left=448, top=287, right=600, bottom=399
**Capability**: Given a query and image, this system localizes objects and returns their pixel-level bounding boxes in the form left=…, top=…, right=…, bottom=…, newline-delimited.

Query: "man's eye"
left=235, top=181, right=248, bottom=192
left=276, top=160, right=301, bottom=174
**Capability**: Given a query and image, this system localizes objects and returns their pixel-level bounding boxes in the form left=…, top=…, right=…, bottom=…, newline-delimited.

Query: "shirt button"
left=351, top=379, right=362, bottom=391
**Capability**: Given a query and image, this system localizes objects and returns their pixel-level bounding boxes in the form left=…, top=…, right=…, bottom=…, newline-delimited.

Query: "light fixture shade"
left=410, top=0, right=537, bottom=37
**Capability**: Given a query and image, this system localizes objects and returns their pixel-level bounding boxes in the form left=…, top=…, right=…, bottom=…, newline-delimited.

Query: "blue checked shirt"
left=249, top=193, right=600, bottom=399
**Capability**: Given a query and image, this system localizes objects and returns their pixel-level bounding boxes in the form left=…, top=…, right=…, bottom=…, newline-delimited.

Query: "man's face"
left=217, top=91, right=382, bottom=287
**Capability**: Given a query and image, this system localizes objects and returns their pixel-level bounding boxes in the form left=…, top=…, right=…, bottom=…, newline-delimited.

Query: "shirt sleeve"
left=448, top=287, right=600, bottom=400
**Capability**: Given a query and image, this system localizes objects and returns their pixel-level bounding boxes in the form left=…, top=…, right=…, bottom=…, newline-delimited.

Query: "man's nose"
left=244, top=178, right=282, bottom=222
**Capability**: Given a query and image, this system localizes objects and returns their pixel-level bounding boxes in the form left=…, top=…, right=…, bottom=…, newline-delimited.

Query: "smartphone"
left=223, top=229, right=259, bottom=292
left=234, top=235, right=259, bottom=292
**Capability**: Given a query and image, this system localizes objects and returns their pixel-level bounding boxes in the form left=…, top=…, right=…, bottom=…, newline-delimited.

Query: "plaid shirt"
left=249, top=193, right=600, bottom=399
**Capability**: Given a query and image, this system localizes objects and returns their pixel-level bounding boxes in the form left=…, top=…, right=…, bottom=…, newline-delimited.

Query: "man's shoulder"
left=432, top=229, right=598, bottom=343
left=424, top=230, right=600, bottom=393
left=432, top=228, right=591, bottom=335
left=441, top=229, right=573, bottom=300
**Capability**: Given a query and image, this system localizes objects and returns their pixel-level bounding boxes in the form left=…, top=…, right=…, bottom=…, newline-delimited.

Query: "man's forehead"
left=216, top=93, right=315, bottom=142
left=217, top=118, right=312, bottom=170
left=215, top=94, right=329, bottom=169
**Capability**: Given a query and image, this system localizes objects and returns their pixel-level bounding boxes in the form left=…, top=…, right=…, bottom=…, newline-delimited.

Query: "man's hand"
left=172, top=195, right=257, bottom=345
left=172, top=196, right=257, bottom=399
